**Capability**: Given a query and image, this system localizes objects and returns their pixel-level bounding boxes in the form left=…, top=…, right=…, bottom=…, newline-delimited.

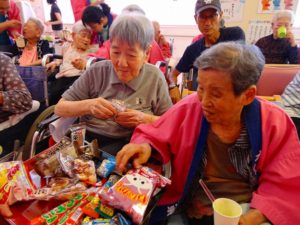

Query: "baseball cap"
left=195, top=0, right=222, bottom=15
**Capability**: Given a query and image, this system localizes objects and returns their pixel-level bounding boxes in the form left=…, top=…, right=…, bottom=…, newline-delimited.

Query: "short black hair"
left=82, top=6, right=106, bottom=26
left=99, top=3, right=111, bottom=18
left=46, top=0, right=56, bottom=4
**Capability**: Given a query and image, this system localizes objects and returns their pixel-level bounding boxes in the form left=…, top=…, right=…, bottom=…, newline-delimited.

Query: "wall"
left=160, top=0, right=300, bottom=62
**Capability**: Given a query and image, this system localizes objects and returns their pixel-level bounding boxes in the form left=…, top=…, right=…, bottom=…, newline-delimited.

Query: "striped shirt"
left=281, top=72, right=300, bottom=117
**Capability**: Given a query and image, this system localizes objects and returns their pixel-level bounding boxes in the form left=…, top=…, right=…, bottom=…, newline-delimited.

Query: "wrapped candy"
left=96, top=157, right=116, bottom=178
left=73, top=158, right=97, bottom=185
left=99, top=167, right=171, bottom=224
left=0, top=161, right=35, bottom=217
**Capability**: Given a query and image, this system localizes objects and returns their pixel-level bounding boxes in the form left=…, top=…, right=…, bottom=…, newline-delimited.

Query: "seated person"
left=152, top=21, right=172, bottom=60
left=0, top=0, right=21, bottom=55
left=255, top=10, right=298, bottom=64
left=170, top=0, right=245, bottom=103
left=116, top=42, right=300, bottom=225
left=281, top=72, right=300, bottom=138
left=54, top=14, right=172, bottom=155
left=16, top=17, right=51, bottom=66
left=0, top=53, right=32, bottom=156
left=46, top=20, right=93, bottom=105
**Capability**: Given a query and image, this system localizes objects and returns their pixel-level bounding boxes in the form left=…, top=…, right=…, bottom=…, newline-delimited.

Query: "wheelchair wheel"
left=23, top=105, right=56, bottom=160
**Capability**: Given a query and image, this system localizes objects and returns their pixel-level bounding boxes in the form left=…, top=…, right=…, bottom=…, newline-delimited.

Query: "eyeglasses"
left=197, top=13, right=219, bottom=21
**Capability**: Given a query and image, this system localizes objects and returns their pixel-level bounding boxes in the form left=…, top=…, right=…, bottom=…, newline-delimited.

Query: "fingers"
left=0, top=203, right=13, bottom=217
left=116, top=143, right=151, bottom=172
left=89, top=98, right=117, bottom=119
left=115, top=110, right=143, bottom=128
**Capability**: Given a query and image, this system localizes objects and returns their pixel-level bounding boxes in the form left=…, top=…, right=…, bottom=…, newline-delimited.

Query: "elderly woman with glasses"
left=54, top=14, right=172, bottom=155
left=116, top=42, right=300, bottom=225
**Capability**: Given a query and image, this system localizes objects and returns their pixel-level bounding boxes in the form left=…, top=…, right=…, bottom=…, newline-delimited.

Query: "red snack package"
left=0, top=161, right=35, bottom=217
left=99, top=167, right=171, bottom=224
left=30, top=193, right=86, bottom=225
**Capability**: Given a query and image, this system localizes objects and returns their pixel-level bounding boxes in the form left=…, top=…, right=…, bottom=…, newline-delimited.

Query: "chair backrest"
left=17, top=66, right=48, bottom=106
left=298, top=47, right=300, bottom=64
left=256, top=64, right=300, bottom=96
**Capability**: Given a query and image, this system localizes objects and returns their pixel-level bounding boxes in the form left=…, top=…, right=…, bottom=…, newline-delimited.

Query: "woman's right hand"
left=116, top=143, right=152, bottom=172
left=89, top=97, right=117, bottom=119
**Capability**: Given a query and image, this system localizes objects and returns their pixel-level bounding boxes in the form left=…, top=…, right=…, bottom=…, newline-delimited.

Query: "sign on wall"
left=221, top=0, right=245, bottom=22
left=258, top=0, right=299, bottom=13
left=247, top=20, right=272, bottom=44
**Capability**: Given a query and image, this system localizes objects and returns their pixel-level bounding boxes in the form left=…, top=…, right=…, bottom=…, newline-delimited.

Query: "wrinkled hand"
left=116, top=143, right=151, bottom=172
left=169, top=87, right=181, bottom=104
left=89, top=97, right=117, bottom=119
left=115, top=109, right=144, bottom=128
left=7, top=19, right=21, bottom=29
left=238, top=209, right=268, bottom=225
left=286, top=30, right=297, bottom=47
left=72, top=58, right=86, bottom=70
left=0, top=203, right=12, bottom=218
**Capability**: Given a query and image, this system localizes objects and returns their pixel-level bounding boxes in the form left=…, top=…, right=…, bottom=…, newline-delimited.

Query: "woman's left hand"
left=114, top=109, right=144, bottom=128
left=238, top=209, right=268, bottom=225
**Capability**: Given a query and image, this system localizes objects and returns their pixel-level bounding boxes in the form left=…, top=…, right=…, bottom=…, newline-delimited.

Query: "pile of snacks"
left=0, top=123, right=171, bottom=225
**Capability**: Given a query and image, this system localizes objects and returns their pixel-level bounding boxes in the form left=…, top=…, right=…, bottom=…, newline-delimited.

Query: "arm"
left=7, top=0, right=21, bottom=36
left=0, top=20, right=21, bottom=34
left=286, top=30, right=298, bottom=64
left=47, top=12, right=63, bottom=25
left=55, top=97, right=117, bottom=119
left=0, top=55, right=32, bottom=114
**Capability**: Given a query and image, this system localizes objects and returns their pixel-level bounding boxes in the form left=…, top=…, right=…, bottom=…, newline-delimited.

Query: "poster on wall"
left=247, top=20, right=272, bottom=44
left=221, top=0, right=245, bottom=22
left=258, top=0, right=299, bottom=13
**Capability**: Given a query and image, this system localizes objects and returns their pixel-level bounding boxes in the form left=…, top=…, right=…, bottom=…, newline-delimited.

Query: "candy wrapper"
left=99, top=167, right=171, bottom=224
left=70, top=123, right=86, bottom=147
left=30, top=193, right=87, bottom=225
left=29, top=177, right=87, bottom=201
left=34, top=138, right=77, bottom=177
left=73, top=158, right=97, bottom=185
left=0, top=161, right=35, bottom=217
left=111, top=99, right=126, bottom=112
left=96, top=157, right=116, bottom=178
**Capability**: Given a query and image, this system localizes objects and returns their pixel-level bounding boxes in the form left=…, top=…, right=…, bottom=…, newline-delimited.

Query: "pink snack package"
left=99, top=167, right=171, bottom=224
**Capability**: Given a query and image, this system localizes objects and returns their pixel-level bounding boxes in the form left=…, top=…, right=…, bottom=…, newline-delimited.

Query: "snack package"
left=79, top=139, right=100, bottom=160
left=30, top=193, right=86, bottom=225
left=73, top=158, right=97, bottom=185
left=70, top=123, right=86, bottom=147
left=81, top=195, right=101, bottom=218
left=29, top=177, right=87, bottom=201
left=33, top=138, right=77, bottom=177
left=111, top=99, right=126, bottom=112
left=0, top=161, right=35, bottom=217
left=99, top=167, right=171, bottom=224
left=96, top=157, right=116, bottom=178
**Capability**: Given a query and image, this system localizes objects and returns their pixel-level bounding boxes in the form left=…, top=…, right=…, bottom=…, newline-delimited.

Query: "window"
left=295, top=1, right=300, bottom=27
left=105, top=0, right=196, bottom=25
left=42, top=0, right=74, bottom=24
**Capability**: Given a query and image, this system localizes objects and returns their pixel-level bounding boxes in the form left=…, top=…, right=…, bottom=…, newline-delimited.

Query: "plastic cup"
left=277, top=26, right=287, bottom=38
left=213, top=198, right=242, bottom=225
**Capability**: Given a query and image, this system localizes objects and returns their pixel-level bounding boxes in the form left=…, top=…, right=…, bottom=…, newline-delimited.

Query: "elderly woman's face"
left=197, top=69, right=246, bottom=124
left=23, top=21, right=41, bottom=40
left=110, top=39, right=148, bottom=83
left=72, top=30, right=92, bottom=51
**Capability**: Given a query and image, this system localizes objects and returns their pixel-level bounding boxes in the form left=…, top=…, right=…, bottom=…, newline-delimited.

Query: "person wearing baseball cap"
left=169, top=0, right=245, bottom=103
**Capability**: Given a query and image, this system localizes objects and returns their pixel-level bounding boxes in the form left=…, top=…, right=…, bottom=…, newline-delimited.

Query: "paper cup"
left=213, top=198, right=242, bottom=225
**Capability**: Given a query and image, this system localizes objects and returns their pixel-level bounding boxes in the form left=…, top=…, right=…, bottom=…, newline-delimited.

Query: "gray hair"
left=109, top=14, right=154, bottom=51
left=26, top=17, right=44, bottom=33
left=72, top=20, right=92, bottom=34
left=194, top=42, right=265, bottom=96
left=121, top=4, right=145, bottom=15
left=272, top=10, right=294, bottom=24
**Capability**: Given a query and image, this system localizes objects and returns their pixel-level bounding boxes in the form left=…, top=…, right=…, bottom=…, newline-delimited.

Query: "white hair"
left=272, top=10, right=294, bottom=24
